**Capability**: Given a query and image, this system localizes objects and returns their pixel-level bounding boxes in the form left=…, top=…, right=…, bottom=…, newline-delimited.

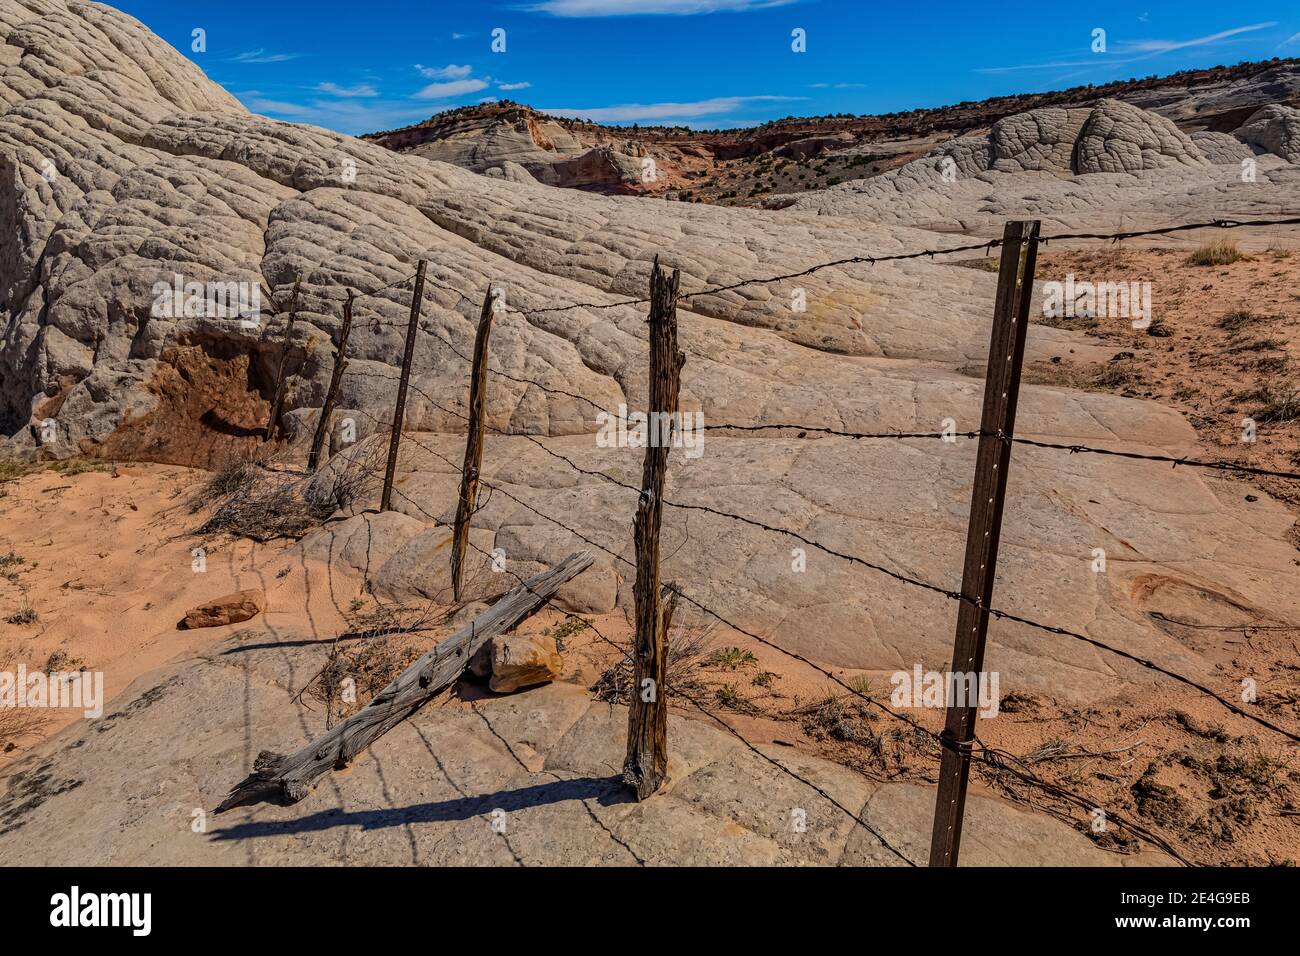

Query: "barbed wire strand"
left=333, top=404, right=1190, bottom=862
left=341, top=367, right=1300, bottom=744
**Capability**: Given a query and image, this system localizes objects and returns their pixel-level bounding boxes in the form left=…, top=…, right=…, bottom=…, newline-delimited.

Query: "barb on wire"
left=1001, top=432, right=1300, bottom=483
left=350, top=269, right=421, bottom=305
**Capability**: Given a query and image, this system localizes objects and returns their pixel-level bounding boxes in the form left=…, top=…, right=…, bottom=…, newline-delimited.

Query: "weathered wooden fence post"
left=451, top=286, right=497, bottom=600
left=380, top=260, right=428, bottom=513
left=624, top=258, right=684, bottom=800
left=263, top=277, right=300, bottom=441
left=308, top=289, right=355, bottom=471
left=928, top=219, right=1040, bottom=867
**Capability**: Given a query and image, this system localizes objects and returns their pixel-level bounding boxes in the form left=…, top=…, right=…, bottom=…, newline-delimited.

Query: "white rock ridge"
left=771, top=98, right=1300, bottom=234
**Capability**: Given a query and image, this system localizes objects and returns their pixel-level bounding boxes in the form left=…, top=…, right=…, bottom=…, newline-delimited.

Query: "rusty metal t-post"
left=928, top=220, right=1040, bottom=867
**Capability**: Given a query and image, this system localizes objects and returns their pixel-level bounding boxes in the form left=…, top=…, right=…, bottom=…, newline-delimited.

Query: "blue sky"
left=115, top=0, right=1300, bottom=134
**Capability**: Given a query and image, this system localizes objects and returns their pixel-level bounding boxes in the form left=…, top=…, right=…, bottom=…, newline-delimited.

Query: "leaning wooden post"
left=623, top=258, right=684, bottom=800
left=263, top=277, right=300, bottom=441
left=380, top=261, right=427, bottom=513
left=308, top=289, right=356, bottom=471
left=451, top=286, right=497, bottom=600
left=928, top=220, right=1040, bottom=867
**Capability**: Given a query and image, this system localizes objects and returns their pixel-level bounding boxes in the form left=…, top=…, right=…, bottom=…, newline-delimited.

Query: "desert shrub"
left=195, top=440, right=381, bottom=541
left=707, top=646, right=758, bottom=670
left=799, top=692, right=876, bottom=744
left=45, top=459, right=110, bottom=476
left=1248, top=384, right=1300, bottom=425
left=1218, top=308, right=1281, bottom=332
left=1092, top=357, right=1140, bottom=390
left=202, top=456, right=261, bottom=500
left=44, top=649, right=86, bottom=672
left=592, top=615, right=715, bottom=704
left=0, top=708, right=48, bottom=752
left=5, top=605, right=38, bottom=625
left=1187, top=239, right=1247, bottom=266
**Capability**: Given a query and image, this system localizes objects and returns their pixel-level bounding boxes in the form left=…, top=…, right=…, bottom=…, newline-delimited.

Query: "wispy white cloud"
left=316, top=82, right=379, bottom=97
left=1122, top=21, right=1277, bottom=54
left=1280, top=31, right=1300, bottom=47
left=416, top=63, right=473, bottom=80
left=526, top=0, right=797, bottom=16
left=543, top=94, right=801, bottom=122
left=243, top=95, right=433, bottom=134
left=809, top=82, right=866, bottom=89
left=414, top=77, right=490, bottom=99
left=976, top=21, right=1278, bottom=73
left=498, top=81, right=532, bottom=90
left=230, top=48, right=303, bottom=64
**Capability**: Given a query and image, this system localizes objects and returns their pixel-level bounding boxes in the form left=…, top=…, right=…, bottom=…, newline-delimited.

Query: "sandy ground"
left=0, top=463, right=360, bottom=766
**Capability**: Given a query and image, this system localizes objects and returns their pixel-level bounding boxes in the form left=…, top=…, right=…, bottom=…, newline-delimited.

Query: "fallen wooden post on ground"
left=215, top=550, right=593, bottom=811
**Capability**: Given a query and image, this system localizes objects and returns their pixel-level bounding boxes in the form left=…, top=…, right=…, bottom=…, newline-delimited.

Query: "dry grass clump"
left=1232, top=383, right=1300, bottom=425
left=1090, top=353, right=1140, bottom=391
left=1217, top=308, right=1282, bottom=332
left=1187, top=239, right=1248, bottom=267
left=798, top=692, right=877, bottom=745
left=194, top=440, right=382, bottom=541
left=44, top=649, right=86, bottom=672
left=0, top=708, right=49, bottom=753
left=5, top=605, right=38, bottom=625
left=592, top=616, right=716, bottom=705
left=309, top=633, right=423, bottom=727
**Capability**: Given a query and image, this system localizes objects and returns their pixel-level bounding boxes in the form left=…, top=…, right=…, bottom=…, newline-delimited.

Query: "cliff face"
left=365, top=101, right=688, bottom=195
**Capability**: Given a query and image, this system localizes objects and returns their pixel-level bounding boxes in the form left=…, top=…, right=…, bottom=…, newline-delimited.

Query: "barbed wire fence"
left=260, top=214, right=1299, bottom=866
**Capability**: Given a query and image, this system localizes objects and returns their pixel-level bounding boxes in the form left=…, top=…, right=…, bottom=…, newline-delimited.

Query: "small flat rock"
left=181, top=589, right=265, bottom=629
left=489, top=634, right=563, bottom=694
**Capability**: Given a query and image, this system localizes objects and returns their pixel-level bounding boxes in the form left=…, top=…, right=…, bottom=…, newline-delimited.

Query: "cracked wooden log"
left=216, top=550, right=593, bottom=812
left=451, top=285, right=496, bottom=601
